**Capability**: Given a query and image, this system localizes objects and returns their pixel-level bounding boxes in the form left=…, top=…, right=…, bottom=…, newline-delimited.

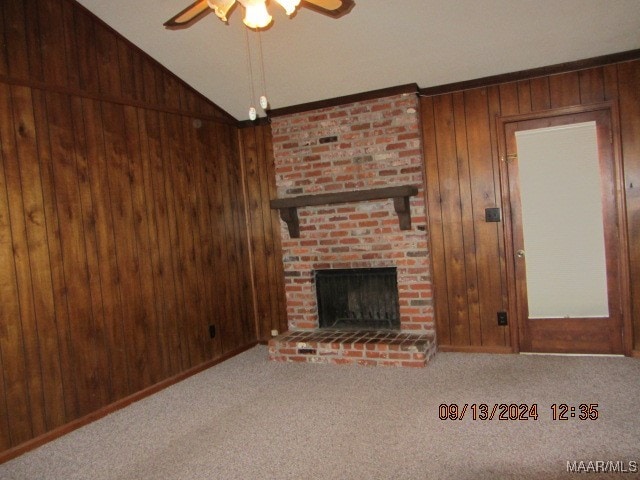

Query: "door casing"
left=497, top=102, right=632, bottom=355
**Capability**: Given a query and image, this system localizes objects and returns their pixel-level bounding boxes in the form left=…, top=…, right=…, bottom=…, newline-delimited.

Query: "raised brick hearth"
left=268, top=330, right=436, bottom=367
left=268, top=92, right=436, bottom=367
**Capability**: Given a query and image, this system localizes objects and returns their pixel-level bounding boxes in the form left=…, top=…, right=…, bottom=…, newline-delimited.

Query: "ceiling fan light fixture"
left=275, top=0, right=301, bottom=16
left=241, top=0, right=272, bottom=28
left=207, top=0, right=236, bottom=22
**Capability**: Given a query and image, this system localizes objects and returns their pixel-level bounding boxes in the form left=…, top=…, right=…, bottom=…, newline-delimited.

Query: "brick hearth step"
left=268, top=329, right=437, bottom=367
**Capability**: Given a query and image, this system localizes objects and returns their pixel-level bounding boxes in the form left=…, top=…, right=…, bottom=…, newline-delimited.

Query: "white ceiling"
left=76, top=0, right=640, bottom=120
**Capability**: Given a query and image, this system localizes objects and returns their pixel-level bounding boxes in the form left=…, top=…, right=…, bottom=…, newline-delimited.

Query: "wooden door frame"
left=496, top=102, right=633, bottom=356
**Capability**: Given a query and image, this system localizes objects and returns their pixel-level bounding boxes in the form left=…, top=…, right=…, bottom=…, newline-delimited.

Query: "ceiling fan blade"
left=301, top=0, right=355, bottom=17
left=164, top=0, right=211, bottom=28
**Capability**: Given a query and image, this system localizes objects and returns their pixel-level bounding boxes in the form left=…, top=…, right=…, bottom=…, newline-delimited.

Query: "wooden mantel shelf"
left=270, top=185, right=419, bottom=238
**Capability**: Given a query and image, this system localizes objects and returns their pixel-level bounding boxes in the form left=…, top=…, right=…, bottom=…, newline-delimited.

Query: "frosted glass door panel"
left=515, top=122, right=609, bottom=319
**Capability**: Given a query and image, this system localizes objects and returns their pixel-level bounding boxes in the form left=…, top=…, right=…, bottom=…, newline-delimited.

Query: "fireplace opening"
left=315, top=267, right=400, bottom=330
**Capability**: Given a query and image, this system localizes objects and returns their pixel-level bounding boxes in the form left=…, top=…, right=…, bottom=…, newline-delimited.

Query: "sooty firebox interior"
left=315, top=267, right=400, bottom=330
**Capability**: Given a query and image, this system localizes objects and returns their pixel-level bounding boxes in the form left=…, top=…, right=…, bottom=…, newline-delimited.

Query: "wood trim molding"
left=267, top=83, right=419, bottom=118
left=263, top=50, right=639, bottom=123
left=237, top=116, right=272, bottom=129
left=419, top=49, right=640, bottom=97
left=0, top=74, right=236, bottom=125
left=438, top=345, right=515, bottom=354
left=0, top=342, right=259, bottom=465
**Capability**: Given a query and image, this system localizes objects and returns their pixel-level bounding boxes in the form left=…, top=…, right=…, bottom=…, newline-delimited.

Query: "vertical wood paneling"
left=31, top=88, right=80, bottom=421
left=80, top=98, right=129, bottom=400
left=70, top=96, right=112, bottom=406
left=102, top=101, right=151, bottom=392
left=60, top=0, right=80, bottom=91
left=205, top=121, right=235, bottom=352
left=529, top=77, right=551, bottom=111
left=2, top=0, right=30, bottom=80
left=0, top=3, right=8, bottom=76
left=500, top=82, right=520, bottom=116
left=157, top=111, right=191, bottom=369
left=463, top=88, right=506, bottom=347
left=487, top=84, right=510, bottom=346
left=94, top=24, right=121, bottom=98
left=0, top=83, right=34, bottom=446
left=257, top=125, right=287, bottom=337
left=23, top=0, right=43, bottom=83
left=0, top=340, right=8, bottom=451
left=117, top=40, right=135, bottom=102
left=123, top=105, right=164, bottom=385
left=431, top=94, right=471, bottom=345
left=12, top=85, right=67, bottom=431
left=39, top=0, right=69, bottom=88
left=162, top=75, right=181, bottom=111
left=196, top=123, right=225, bottom=356
left=603, top=65, right=619, bottom=101
left=516, top=80, right=531, bottom=113
left=422, top=59, right=640, bottom=352
left=452, top=92, right=482, bottom=345
left=421, top=96, right=451, bottom=346
left=239, top=124, right=287, bottom=340
left=0, top=0, right=254, bottom=456
left=47, top=91, right=108, bottom=416
left=262, top=126, right=288, bottom=335
left=171, top=113, right=206, bottom=367
left=549, top=71, right=581, bottom=108
left=617, top=61, right=640, bottom=349
left=74, top=8, right=100, bottom=94
left=1, top=85, right=48, bottom=438
left=141, top=57, right=158, bottom=106
left=218, top=125, right=244, bottom=349
left=579, top=67, right=605, bottom=104
left=187, top=118, right=218, bottom=360
left=135, top=109, right=171, bottom=376
left=219, top=123, right=256, bottom=349
left=144, top=109, right=184, bottom=376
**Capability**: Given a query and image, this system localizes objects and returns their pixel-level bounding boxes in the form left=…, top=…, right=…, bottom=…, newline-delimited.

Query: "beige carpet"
left=1, top=346, right=639, bottom=479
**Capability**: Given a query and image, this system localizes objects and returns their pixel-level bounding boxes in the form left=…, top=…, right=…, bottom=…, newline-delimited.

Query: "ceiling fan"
left=164, top=0, right=355, bottom=29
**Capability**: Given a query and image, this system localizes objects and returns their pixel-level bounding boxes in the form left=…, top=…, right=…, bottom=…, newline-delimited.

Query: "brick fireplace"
left=267, top=92, right=436, bottom=367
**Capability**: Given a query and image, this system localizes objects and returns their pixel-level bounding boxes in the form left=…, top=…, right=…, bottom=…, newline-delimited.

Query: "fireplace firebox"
left=315, top=268, right=400, bottom=330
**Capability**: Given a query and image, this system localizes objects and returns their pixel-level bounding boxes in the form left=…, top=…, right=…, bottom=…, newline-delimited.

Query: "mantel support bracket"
left=270, top=185, right=418, bottom=239
left=279, top=207, right=300, bottom=239
left=393, top=196, right=412, bottom=231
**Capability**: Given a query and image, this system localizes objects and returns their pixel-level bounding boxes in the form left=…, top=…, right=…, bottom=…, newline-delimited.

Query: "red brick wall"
left=271, top=93, right=434, bottom=334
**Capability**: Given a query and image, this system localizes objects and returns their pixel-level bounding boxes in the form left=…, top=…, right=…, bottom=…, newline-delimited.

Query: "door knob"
left=516, top=249, right=525, bottom=258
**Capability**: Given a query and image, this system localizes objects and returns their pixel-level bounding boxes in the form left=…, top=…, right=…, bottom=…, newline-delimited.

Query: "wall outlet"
left=485, top=207, right=501, bottom=222
left=208, top=325, right=216, bottom=338
left=497, top=311, right=508, bottom=326
left=271, top=329, right=279, bottom=337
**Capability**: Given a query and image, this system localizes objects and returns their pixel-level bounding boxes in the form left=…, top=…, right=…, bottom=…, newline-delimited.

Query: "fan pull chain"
left=244, top=27, right=257, bottom=120
left=257, top=30, right=269, bottom=110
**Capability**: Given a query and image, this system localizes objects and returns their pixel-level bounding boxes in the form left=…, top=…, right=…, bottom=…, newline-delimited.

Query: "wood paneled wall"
left=238, top=124, right=288, bottom=341
left=421, top=59, right=640, bottom=352
left=0, top=0, right=256, bottom=454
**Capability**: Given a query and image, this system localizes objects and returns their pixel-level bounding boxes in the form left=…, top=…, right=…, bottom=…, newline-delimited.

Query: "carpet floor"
left=1, top=346, right=639, bottom=479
